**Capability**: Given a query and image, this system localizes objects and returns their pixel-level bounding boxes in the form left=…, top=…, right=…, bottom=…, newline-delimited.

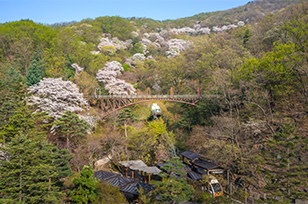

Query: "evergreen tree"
left=26, top=51, right=43, bottom=87
left=151, top=157, right=194, bottom=204
left=3, top=67, right=25, bottom=95
left=0, top=91, right=20, bottom=130
left=98, top=182, right=128, bottom=204
left=0, top=135, right=64, bottom=203
left=47, top=146, right=74, bottom=188
left=117, top=108, right=138, bottom=138
left=243, top=29, right=253, bottom=45
left=0, top=104, right=52, bottom=143
left=1, top=104, right=35, bottom=143
left=258, top=120, right=308, bottom=201
left=54, top=111, right=89, bottom=152
left=69, top=166, right=99, bottom=204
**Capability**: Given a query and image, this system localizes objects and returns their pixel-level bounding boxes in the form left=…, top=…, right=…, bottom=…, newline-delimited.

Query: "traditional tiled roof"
left=119, top=160, right=147, bottom=170
left=94, top=170, right=154, bottom=196
left=120, top=160, right=162, bottom=175
left=94, top=170, right=119, bottom=181
left=192, top=159, right=219, bottom=170
left=120, top=181, right=154, bottom=195
left=138, top=166, right=162, bottom=175
left=104, top=176, right=135, bottom=188
left=187, top=171, right=203, bottom=181
left=181, top=150, right=202, bottom=160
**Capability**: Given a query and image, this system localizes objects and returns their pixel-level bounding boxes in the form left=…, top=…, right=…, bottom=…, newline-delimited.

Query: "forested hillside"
left=163, top=0, right=308, bottom=28
left=1, top=0, right=308, bottom=203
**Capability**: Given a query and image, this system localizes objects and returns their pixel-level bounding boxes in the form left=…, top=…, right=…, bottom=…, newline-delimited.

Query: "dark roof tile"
left=104, top=176, right=135, bottom=188
left=187, top=171, right=203, bottom=181
left=181, top=150, right=202, bottom=160
left=94, top=170, right=119, bottom=182
left=192, top=159, right=219, bottom=170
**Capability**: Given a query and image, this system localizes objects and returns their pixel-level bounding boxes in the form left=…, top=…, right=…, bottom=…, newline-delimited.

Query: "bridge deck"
left=92, top=95, right=217, bottom=99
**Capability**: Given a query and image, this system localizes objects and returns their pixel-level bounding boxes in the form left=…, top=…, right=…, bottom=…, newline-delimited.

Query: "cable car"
left=151, top=103, right=161, bottom=119
left=202, top=175, right=223, bottom=197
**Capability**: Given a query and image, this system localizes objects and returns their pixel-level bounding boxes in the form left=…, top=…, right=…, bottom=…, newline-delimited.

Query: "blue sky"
left=1, top=0, right=251, bottom=24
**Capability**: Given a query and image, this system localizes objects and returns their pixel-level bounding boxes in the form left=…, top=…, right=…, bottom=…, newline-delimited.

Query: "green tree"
left=258, top=119, right=308, bottom=201
left=48, top=146, right=74, bottom=188
left=128, top=119, right=176, bottom=163
left=238, top=43, right=299, bottom=97
left=0, top=91, right=20, bottom=130
left=0, top=104, right=40, bottom=143
left=132, top=43, right=144, bottom=54
left=54, top=111, right=89, bottom=152
left=0, top=135, right=63, bottom=204
left=117, top=108, right=138, bottom=138
left=98, top=182, right=128, bottom=204
left=243, top=29, right=253, bottom=45
left=69, top=166, right=99, bottom=204
left=26, top=51, right=43, bottom=87
left=117, top=108, right=138, bottom=160
left=151, top=157, right=194, bottom=204
left=5, top=67, right=24, bottom=93
left=156, top=55, right=188, bottom=94
left=176, top=107, right=197, bottom=132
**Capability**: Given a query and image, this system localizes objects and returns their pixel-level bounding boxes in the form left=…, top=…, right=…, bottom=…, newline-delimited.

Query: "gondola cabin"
left=151, top=103, right=161, bottom=119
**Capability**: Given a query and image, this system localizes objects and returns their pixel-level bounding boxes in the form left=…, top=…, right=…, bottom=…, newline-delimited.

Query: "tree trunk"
left=124, top=123, right=127, bottom=138
left=19, top=158, right=22, bottom=202
left=249, top=102, right=276, bottom=135
left=66, top=134, right=70, bottom=152
left=124, top=122, right=128, bottom=160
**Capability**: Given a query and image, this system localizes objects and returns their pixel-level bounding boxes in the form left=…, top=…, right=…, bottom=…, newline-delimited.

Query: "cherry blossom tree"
left=131, top=31, right=139, bottom=38
left=149, top=33, right=164, bottom=42
left=132, top=53, right=145, bottom=63
left=103, top=61, right=124, bottom=74
left=71, top=63, right=84, bottom=76
left=96, top=70, right=117, bottom=83
left=166, top=39, right=193, bottom=58
left=96, top=61, right=136, bottom=95
left=28, top=78, right=88, bottom=119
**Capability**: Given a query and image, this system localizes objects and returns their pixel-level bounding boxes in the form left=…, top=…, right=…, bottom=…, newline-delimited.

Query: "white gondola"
left=151, top=103, right=161, bottom=119
left=201, top=175, right=223, bottom=197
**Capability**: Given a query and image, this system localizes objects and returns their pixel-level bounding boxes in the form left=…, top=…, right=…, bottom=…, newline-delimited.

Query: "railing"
left=93, top=94, right=200, bottom=99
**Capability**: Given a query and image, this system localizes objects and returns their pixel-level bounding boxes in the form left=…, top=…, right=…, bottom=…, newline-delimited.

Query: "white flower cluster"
left=71, top=63, right=84, bottom=76
left=0, top=144, right=10, bottom=163
left=166, top=38, right=193, bottom=58
left=132, top=53, right=146, bottom=63
left=96, top=70, right=117, bottom=83
left=97, top=37, right=133, bottom=51
left=103, top=61, right=124, bottom=74
left=96, top=62, right=136, bottom=95
left=152, top=83, right=162, bottom=92
left=213, top=21, right=245, bottom=33
left=90, top=51, right=100, bottom=55
left=79, top=114, right=99, bottom=129
left=28, top=78, right=88, bottom=119
left=170, top=26, right=210, bottom=36
left=131, top=31, right=139, bottom=38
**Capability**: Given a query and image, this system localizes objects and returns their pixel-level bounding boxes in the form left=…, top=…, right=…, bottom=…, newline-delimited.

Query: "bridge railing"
left=94, top=95, right=200, bottom=99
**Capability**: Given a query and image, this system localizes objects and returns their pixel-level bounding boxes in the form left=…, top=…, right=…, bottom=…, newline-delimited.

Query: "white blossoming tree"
left=132, top=53, right=145, bottom=63
left=96, top=61, right=136, bottom=95
left=71, top=63, right=84, bottom=76
left=166, top=39, right=193, bottom=58
left=28, top=78, right=88, bottom=119
left=96, top=70, right=117, bottom=82
left=131, top=31, right=139, bottom=38
left=103, top=61, right=124, bottom=74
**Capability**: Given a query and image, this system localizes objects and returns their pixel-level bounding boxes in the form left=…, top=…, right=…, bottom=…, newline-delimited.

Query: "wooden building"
left=180, top=150, right=225, bottom=175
